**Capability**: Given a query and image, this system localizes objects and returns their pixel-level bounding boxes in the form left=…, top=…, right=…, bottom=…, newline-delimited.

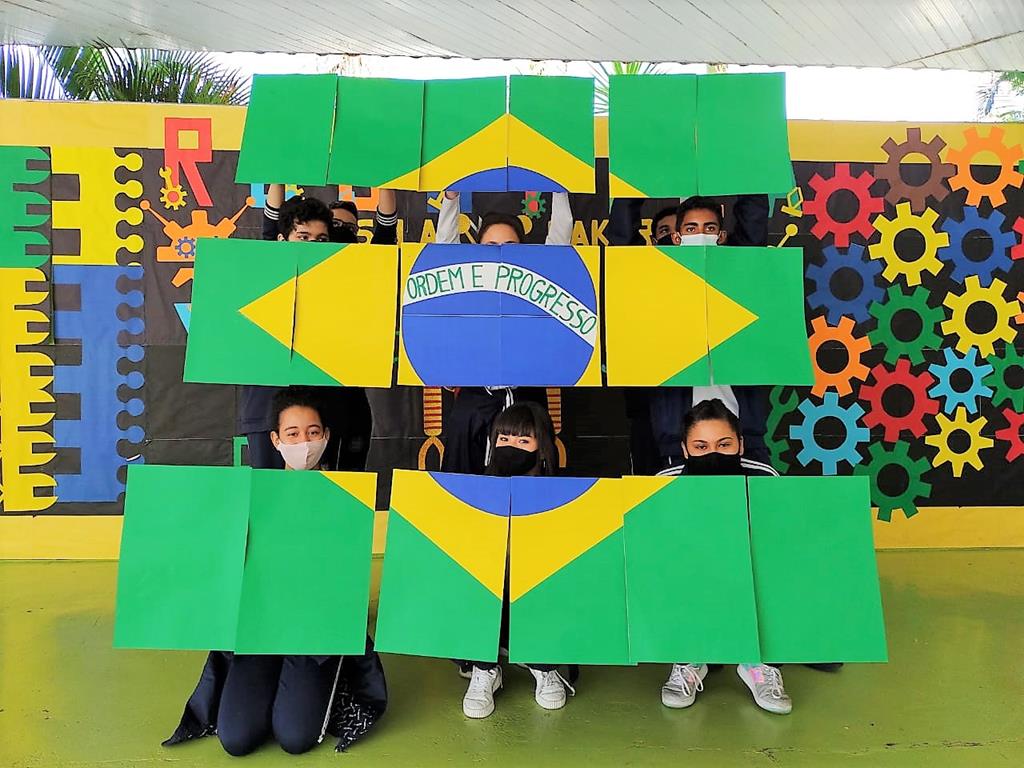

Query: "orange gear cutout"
left=808, top=315, right=871, bottom=397
left=947, top=127, right=1024, bottom=207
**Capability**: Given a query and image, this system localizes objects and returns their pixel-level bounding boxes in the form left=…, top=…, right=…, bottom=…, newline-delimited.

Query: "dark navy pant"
left=217, top=655, right=339, bottom=756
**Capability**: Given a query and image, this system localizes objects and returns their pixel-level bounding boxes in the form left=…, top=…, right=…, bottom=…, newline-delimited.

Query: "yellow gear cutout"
left=946, top=126, right=1024, bottom=208
left=941, top=276, right=1020, bottom=357
left=869, top=203, right=948, bottom=286
left=925, top=406, right=993, bottom=478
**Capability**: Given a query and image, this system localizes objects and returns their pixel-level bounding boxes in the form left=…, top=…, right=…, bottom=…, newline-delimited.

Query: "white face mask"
left=678, top=233, right=720, bottom=246
left=276, top=438, right=328, bottom=471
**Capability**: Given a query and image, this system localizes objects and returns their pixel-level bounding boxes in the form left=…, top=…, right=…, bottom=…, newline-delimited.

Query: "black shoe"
left=804, top=663, right=844, bottom=672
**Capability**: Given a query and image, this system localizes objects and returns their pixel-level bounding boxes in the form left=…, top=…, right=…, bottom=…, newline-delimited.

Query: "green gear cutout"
left=868, top=285, right=945, bottom=366
left=854, top=442, right=932, bottom=522
left=521, top=192, right=547, bottom=220
left=765, top=385, right=799, bottom=472
left=984, top=345, right=1024, bottom=411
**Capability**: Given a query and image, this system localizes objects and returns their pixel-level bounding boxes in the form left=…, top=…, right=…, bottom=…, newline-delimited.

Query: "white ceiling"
left=2, top=0, right=1022, bottom=70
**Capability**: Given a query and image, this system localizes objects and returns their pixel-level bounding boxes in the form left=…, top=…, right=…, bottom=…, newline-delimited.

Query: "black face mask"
left=684, top=452, right=743, bottom=476
left=330, top=222, right=359, bottom=243
left=486, top=446, right=539, bottom=477
left=655, top=233, right=676, bottom=246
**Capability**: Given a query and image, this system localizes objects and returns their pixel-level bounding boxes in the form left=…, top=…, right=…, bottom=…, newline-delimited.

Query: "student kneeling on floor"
left=163, top=387, right=388, bottom=756
left=655, top=398, right=793, bottom=715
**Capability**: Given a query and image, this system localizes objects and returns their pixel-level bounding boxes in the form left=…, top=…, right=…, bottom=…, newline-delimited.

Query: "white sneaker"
left=529, top=668, right=573, bottom=710
left=463, top=666, right=502, bottom=719
left=737, top=664, right=792, bottom=714
left=660, top=664, right=708, bottom=709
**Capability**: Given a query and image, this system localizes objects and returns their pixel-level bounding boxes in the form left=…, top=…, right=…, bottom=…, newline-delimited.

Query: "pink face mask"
left=276, top=438, right=328, bottom=471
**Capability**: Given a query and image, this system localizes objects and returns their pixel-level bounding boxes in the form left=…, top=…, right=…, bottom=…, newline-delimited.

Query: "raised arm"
left=262, top=184, right=286, bottom=241
left=435, top=190, right=461, bottom=244
left=544, top=192, right=573, bottom=245
left=371, top=189, right=399, bottom=245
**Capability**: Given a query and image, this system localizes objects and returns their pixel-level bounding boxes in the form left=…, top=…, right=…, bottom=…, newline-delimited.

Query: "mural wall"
left=1, top=102, right=1022, bottom=555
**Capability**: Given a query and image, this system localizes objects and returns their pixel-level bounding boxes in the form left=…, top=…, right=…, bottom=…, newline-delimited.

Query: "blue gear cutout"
left=789, top=392, right=869, bottom=475
left=174, top=235, right=197, bottom=258
left=806, top=244, right=885, bottom=324
left=53, top=264, right=145, bottom=503
left=939, top=206, right=1016, bottom=287
left=927, top=347, right=994, bottom=415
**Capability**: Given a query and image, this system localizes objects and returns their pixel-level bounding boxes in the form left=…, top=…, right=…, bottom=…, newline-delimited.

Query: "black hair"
left=487, top=401, right=558, bottom=476
left=652, top=205, right=678, bottom=232
left=329, top=200, right=359, bottom=219
left=681, top=398, right=741, bottom=443
left=270, top=386, right=325, bottom=433
left=675, top=195, right=723, bottom=230
left=478, top=212, right=525, bottom=244
left=277, top=196, right=333, bottom=239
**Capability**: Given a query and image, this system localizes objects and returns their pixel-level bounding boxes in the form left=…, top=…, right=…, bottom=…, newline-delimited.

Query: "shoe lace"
left=670, top=664, right=704, bottom=696
left=761, top=665, right=785, bottom=699
left=467, top=668, right=494, bottom=696
left=541, top=669, right=576, bottom=697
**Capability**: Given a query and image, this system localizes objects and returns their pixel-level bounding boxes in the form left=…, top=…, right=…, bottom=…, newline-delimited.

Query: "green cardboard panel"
left=328, top=77, right=424, bottom=189
left=113, top=465, right=250, bottom=651
left=235, top=74, right=338, bottom=185
left=374, top=511, right=505, bottom=661
left=706, top=246, right=814, bottom=385
left=184, top=238, right=299, bottom=386
left=608, top=74, right=697, bottom=198
left=624, top=476, right=761, bottom=663
left=748, top=475, right=888, bottom=663
left=234, top=471, right=374, bottom=654
left=509, top=530, right=631, bottom=666
left=696, top=73, right=793, bottom=196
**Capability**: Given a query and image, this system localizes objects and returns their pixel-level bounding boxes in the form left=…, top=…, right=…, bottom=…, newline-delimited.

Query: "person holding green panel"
left=458, top=401, right=576, bottom=719
left=166, top=387, right=388, bottom=756
left=653, top=398, right=793, bottom=714
left=435, top=192, right=572, bottom=478
left=240, top=184, right=397, bottom=476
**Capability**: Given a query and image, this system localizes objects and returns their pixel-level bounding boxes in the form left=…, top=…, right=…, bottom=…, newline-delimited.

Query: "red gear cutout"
left=994, top=407, right=1024, bottom=462
left=803, top=163, right=885, bottom=248
left=859, top=358, right=940, bottom=442
left=1013, top=217, right=1024, bottom=261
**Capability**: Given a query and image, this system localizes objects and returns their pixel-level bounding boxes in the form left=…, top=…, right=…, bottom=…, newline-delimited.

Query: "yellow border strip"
left=2, top=101, right=1020, bottom=163
left=2, top=507, right=1020, bottom=559
left=0, top=100, right=246, bottom=150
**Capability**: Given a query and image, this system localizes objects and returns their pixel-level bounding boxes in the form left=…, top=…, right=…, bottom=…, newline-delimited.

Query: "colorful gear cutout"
left=939, top=207, right=1016, bottom=287
left=854, top=442, right=932, bottom=522
left=1013, top=217, right=1024, bottom=261
left=984, top=345, right=1024, bottom=412
left=869, top=202, right=949, bottom=286
left=789, top=392, right=869, bottom=475
left=859, top=358, right=940, bottom=442
left=875, top=127, right=955, bottom=213
left=924, top=406, right=993, bottom=478
left=940, top=275, right=1019, bottom=357
left=521, top=192, right=546, bottom=220
left=803, top=163, right=885, bottom=248
left=927, top=347, right=994, bottom=415
left=868, top=285, right=944, bottom=366
left=993, top=407, right=1024, bottom=462
left=946, top=126, right=1024, bottom=208
left=158, top=165, right=188, bottom=211
left=806, top=244, right=885, bottom=324
left=808, top=315, right=871, bottom=397
left=174, top=236, right=197, bottom=259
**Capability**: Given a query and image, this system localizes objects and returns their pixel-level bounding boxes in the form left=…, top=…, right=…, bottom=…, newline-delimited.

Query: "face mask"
left=684, top=451, right=743, bottom=476
left=486, top=445, right=539, bottom=477
left=330, top=222, right=359, bottom=243
left=678, top=233, right=720, bottom=246
left=655, top=233, right=676, bottom=246
left=276, top=438, right=328, bottom=471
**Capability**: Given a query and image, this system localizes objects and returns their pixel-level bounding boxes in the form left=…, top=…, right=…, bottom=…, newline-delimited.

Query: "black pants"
left=217, top=654, right=340, bottom=756
left=246, top=431, right=285, bottom=470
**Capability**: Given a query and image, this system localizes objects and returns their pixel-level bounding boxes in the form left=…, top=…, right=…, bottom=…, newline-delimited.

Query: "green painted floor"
left=1, top=551, right=1022, bottom=767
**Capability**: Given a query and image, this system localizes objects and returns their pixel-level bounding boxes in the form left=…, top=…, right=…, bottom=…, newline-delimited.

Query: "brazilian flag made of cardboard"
left=508, top=477, right=634, bottom=665
left=375, top=471, right=511, bottom=661
left=185, top=238, right=397, bottom=387
left=507, top=75, right=595, bottom=192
